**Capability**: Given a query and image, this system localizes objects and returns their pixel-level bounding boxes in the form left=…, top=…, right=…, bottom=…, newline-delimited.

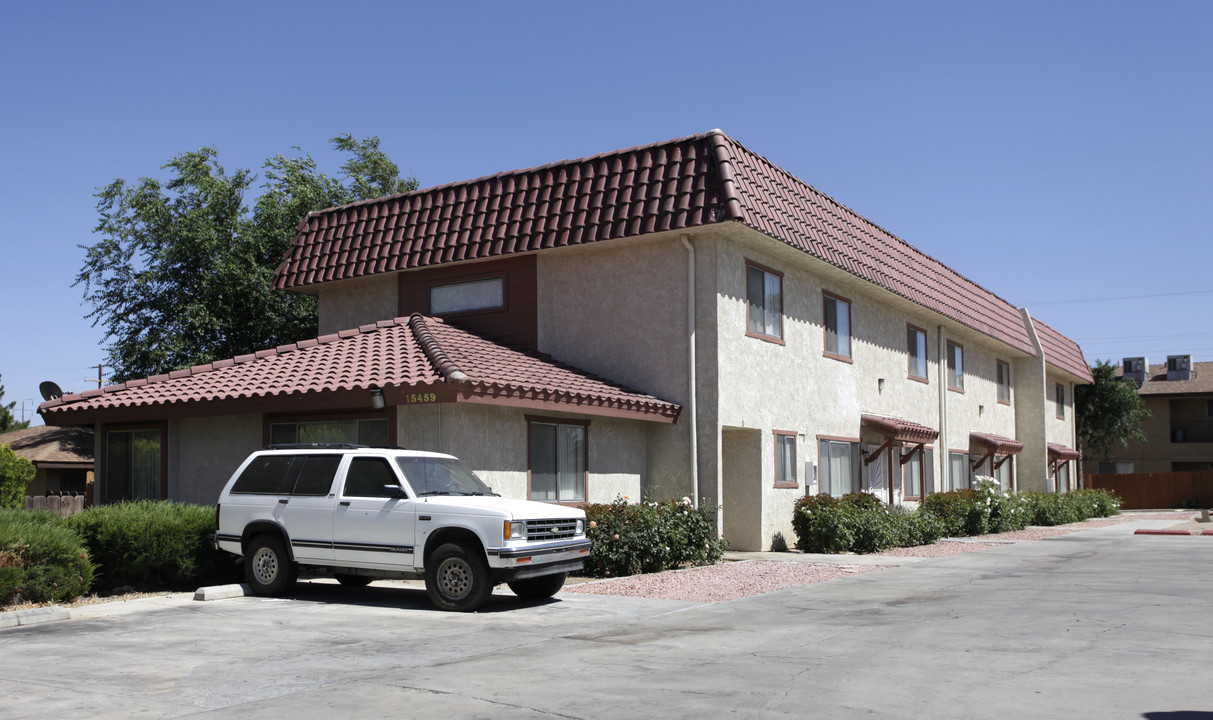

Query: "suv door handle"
left=278, top=498, right=289, bottom=504
left=339, top=501, right=351, bottom=507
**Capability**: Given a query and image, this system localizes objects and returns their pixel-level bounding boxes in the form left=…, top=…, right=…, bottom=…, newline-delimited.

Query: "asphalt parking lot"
left=3, top=520, right=1211, bottom=719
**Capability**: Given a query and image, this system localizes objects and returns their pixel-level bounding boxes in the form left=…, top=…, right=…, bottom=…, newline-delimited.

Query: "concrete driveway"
left=3, top=522, right=1211, bottom=719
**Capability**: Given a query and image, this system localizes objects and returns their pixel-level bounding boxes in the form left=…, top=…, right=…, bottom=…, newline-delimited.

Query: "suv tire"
left=507, top=572, right=566, bottom=600
left=425, top=542, right=493, bottom=612
left=245, top=534, right=296, bottom=596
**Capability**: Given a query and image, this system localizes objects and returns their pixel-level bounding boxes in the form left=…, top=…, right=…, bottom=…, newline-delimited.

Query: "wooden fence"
left=1084, top=471, right=1213, bottom=510
left=21, top=494, right=87, bottom=517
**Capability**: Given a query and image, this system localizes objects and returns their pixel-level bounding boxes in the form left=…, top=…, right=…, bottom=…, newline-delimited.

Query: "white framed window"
left=819, top=439, right=859, bottom=497
left=824, top=292, right=852, bottom=359
left=907, top=325, right=927, bottom=380
left=529, top=419, right=586, bottom=502
left=995, top=456, right=1014, bottom=492
left=429, top=277, right=504, bottom=315
left=949, top=451, right=970, bottom=491
left=775, top=431, right=797, bottom=487
left=1056, top=383, right=1066, bottom=419
left=947, top=341, right=964, bottom=391
left=903, top=447, right=923, bottom=498
left=997, top=360, right=1011, bottom=404
left=746, top=262, right=783, bottom=340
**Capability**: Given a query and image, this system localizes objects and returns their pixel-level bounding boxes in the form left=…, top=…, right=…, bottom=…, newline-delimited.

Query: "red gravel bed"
left=876, top=542, right=1009, bottom=557
left=563, top=561, right=891, bottom=603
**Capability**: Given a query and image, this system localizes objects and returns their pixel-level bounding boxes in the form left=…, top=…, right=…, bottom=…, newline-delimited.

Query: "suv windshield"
left=395, top=457, right=495, bottom=496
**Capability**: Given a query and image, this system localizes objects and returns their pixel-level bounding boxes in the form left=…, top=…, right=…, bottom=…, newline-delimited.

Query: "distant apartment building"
left=1104, top=355, right=1213, bottom=473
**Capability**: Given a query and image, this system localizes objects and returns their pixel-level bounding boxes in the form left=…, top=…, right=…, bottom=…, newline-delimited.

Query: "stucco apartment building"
left=40, top=131, right=1090, bottom=551
left=1101, top=356, right=1213, bottom=473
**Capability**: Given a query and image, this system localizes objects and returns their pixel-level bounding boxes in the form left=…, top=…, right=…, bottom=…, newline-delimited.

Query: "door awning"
left=860, top=414, right=939, bottom=444
left=1047, top=443, right=1081, bottom=461
left=970, top=432, right=1024, bottom=455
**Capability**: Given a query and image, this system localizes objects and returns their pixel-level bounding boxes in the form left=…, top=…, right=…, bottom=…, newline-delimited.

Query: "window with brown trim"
left=269, top=417, right=390, bottom=447
left=774, top=430, right=797, bottom=488
left=429, top=276, right=505, bottom=316
left=528, top=417, right=588, bottom=503
left=824, top=291, right=852, bottom=360
left=902, top=446, right=923, bottom=499
left=996, top=360, right=1011, bottom=404
left=948, top=451, right=970, bottom=491
left=946, top=341, right=964, bottom=392
left=1056, top=383, right=1066, bottom=419
left=907, top=324, right=927, bottom=381
left=103, top=424, right=165, bottom=503
left=746, top=262, right=783, bottom=342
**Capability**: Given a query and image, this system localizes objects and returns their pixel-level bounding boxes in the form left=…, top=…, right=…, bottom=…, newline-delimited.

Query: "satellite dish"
left=39, top=381, right=64, bottom=401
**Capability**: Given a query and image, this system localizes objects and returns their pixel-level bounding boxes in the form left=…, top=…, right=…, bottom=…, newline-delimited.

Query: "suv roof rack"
left=262, top=443, right=368, bottom=450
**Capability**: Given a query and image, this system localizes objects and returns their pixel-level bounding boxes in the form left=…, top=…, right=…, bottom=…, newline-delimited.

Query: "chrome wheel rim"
left=437, top=557, right=472, bottom=600
left=251, top=547, right=279, bottom=585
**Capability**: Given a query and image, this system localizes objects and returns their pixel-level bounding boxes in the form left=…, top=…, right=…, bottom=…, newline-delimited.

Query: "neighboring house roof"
left=39, top=315, right=681, bottom=425
left=1116, top=361, right=1213, bottom=396
left=0, top=425, right=93, bottom=466
left=1032, top=317, right=1094, bottom=383
left=275, top=130, right=1086, bottom=375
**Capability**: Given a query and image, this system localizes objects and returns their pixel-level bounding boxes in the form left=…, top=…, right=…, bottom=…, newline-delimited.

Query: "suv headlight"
left=576, top=519, right=585, bottom=535
left=504, top=520, right=526, bottom=540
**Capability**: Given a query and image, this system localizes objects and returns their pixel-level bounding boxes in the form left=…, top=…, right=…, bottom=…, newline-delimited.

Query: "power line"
left=1022, top=289, right=1213, bottom=306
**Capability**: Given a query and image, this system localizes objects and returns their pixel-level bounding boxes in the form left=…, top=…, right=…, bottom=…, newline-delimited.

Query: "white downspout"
left=937, top=325, right=949, bottom=493
left=680, top=235, right=699, bottom=509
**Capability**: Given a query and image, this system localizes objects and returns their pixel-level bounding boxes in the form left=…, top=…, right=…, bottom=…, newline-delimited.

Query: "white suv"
left=214, top=444, right=590, bottom=611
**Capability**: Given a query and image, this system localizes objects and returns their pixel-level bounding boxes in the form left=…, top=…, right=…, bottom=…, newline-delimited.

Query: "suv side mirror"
left=382, top=484, right=408, bottom=499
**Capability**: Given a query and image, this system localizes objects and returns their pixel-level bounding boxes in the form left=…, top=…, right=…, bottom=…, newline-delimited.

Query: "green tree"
left=76, top=135, right=417, bottom=382
left=0, top=443, right=36, bottom=508
left=1076, top=360, right=1150, bottom=462
left=0, top=374, right=31, bottom=433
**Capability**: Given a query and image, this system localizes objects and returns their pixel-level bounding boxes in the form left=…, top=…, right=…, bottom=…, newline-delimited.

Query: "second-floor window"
left=1056, top=383, right=1066, bottom=419
left=824, top=292, right=851, bottom=359
left=746, top=262, right=783, bottom=340
left=947, top=341, right=964, bottom=391
left=997, top=360, right=1011, bottom=404
left=429, top=277, right=505, bottom=315
left=907, top=325, right=927, bottom=380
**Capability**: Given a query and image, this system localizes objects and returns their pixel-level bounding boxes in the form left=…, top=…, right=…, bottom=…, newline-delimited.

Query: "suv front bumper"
left=487, top=538, right=591, bottom=582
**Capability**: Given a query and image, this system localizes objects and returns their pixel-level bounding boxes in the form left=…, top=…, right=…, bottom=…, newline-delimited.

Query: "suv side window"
left=291, top=455, right=342, bottom=496
left=343, top=457, right=405, bottom=498
left=230, top=455, right=296, bottom=495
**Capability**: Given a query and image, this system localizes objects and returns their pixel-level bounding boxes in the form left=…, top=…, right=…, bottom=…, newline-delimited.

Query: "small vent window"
left=429, top=277, right=504, bottom=315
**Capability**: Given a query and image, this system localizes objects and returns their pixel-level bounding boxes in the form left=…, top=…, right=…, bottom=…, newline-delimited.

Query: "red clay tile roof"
left=861, top=414, right=939, bottom=444
left=970, top=432, right=1024, bottom=455
left=39, top=315, right=680, bottom=425
left=1047, top=443, right=1081, bottom=461
left=1032, top=316, right=1094, bottom=383
left=275, top=130, right=1080, bottom=361
left=0, top=426, right=93, bottom=464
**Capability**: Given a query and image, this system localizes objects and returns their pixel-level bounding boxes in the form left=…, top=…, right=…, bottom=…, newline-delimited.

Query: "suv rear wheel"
left=245, top=535, right=296, bottom=596
left=425, top=542, right=493, bottom=612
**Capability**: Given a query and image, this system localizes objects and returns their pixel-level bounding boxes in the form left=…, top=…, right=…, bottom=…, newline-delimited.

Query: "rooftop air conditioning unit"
left=1122, top=357, right=1147, bottom=387
left=1166, top=355, right=1192, bottom=382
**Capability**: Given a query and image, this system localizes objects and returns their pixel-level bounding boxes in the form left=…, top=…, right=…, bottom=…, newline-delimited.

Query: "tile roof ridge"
left=299, top=130, right=730, bottom=221
left=407, top=313, right=469, bottom=383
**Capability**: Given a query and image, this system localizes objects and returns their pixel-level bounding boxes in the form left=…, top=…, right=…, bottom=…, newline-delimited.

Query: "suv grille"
left=525, top=519, right=578, bottom=541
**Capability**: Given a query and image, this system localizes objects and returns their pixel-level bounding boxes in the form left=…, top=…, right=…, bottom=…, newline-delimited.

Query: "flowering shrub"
left=792, top=493, right=944, bottom=554
left=583, top=496, right=727, bottom=578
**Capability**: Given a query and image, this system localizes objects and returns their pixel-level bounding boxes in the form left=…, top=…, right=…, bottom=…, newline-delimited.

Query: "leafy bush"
left=0, top=508, right=94, bottom=605
left=793, top=493, right=941, bottom=554
left=68, top=501, right=235, bottom=591
left=584, top=497, right=727, bottom=578
left=921, top=489, right=981, bottom=536
left=0, top=444, right=36, bottom=509
left=792, top=495, right=853, bottom=554
left=1023, top=488, right=1120, bottom=526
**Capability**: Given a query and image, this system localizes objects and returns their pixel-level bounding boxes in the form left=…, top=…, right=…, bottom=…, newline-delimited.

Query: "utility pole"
left=87, top=364, right=110, bottom=389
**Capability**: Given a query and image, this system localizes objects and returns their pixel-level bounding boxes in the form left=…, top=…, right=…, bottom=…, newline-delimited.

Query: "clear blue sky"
left=3, top=0, right=1211, bottom=426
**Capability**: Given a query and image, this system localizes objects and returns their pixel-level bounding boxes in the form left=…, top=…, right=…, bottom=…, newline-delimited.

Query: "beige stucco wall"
left=317, top=273, right=399, bottom=335
left=168, top=414, right=263, bottom=505
left=397, top=402, right=647, bottom=504
left=1103, top=396, right=1213, bottom=472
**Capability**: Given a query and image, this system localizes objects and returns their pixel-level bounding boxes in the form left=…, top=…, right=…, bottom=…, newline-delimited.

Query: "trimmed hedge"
left=584, top=497, right=727, bottom=578
left=0, top=508, right=95, bottom=605
left=68, top=501, right=236, bottom=592
left=792, top=482, right=1122, bottom=555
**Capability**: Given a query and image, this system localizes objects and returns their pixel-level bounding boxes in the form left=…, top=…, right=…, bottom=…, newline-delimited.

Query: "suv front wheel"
left=425, top=542, right=493, bottom=612
left=245, top=534, right=297, bottom=596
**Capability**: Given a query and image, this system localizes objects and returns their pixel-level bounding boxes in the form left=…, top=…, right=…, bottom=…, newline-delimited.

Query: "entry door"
left=332, top=457, right=416, bottom=568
